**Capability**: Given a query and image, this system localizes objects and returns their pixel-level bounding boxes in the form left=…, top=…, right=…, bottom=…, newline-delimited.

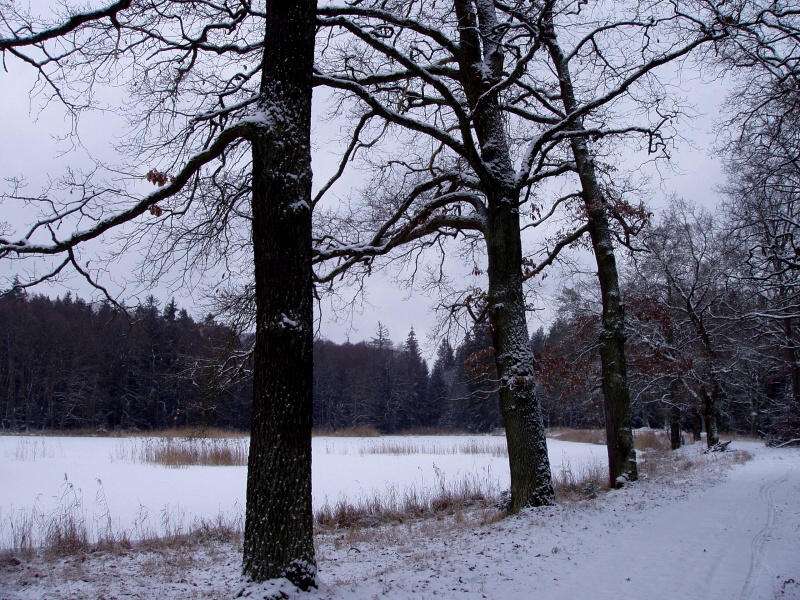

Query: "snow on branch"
left=0, top=0, right=133, bottom=50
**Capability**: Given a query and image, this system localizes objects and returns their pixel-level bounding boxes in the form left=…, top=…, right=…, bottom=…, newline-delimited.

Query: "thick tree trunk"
left=669, top=404, right=682, bottom=450
left=543, top=15, right=637, bottom=487
left=784, top=317, right=800, bottom=407
left=242, top=0, right=317, bottom=588
left=486, top=200, right=555, bottom=511
left=454, top=0, right=554, bottom=510
left=702, top=387, right=720, bottom=447
left=694, top=317, right=721, bottom=448
left=693, top=409, right=703, bottom=443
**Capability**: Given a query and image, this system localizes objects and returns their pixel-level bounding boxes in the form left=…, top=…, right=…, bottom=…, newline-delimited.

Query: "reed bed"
left=113, top=437, right=249, bottom=467
left=314, top=467, right=503, bottom=529
left=328, top=438, right=508, bottom=457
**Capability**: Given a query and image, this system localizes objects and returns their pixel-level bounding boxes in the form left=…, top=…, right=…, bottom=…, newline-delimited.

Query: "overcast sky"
left=0, top=9, right=733, bottom=356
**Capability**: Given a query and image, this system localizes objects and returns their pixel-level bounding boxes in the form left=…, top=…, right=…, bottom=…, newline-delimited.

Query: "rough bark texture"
left=454, top=0, right=554, bottom=510
left=692, top=313, right=721, bottom=448
left=785, top=317, right=800, bottom=408
left=587, top=202, right=639, bottom=485
left=242, top=0, right=317, bottom=588
left=693, top=409, right=703, bottom=443
left=543, top=13, right=638, bottom=487
left=701, top=388, right=719, bottom=447
left=485, top=204, right=556, bottom=510
left=670, top=404, right=682, bottom=450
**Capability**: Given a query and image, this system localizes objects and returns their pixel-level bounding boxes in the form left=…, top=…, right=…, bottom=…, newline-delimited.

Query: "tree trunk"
left=242, top=0, right=317, bottom=589
left=543, top=14, right=638, bottom=487
left=669, top=404, right=682, bottom=450
left=454, top=0, right=554, bottom=510
left=784, top=317, right=800, bottom=407
left=693, top=409, right=703, bottom=443
left=486, top=199, right=555, bottom=511
left=702, top=387, right=719, bottom=447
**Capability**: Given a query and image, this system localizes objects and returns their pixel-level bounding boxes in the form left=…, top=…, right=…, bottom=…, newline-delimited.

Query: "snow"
left=1, top=437, right=798, bottom=599
left=0, top=435, right=601, bottom=544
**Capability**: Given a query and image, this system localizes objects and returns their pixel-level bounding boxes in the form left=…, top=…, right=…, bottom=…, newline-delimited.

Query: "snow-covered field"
left=1, top=435, right=798, bottom=600
left=0, top=434, right=603, bottom=546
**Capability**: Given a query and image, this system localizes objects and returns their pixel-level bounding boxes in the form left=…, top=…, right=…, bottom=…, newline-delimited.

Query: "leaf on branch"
left=146, top=169, right=174, bottom=187
left=148, top=204, right=164, bottom=217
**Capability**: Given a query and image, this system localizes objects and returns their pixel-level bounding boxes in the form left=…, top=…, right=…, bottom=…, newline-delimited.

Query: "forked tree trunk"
left=242, top=0, right=317, bottom=588
left=543, top=13, right=638, bottom=487
left=453, top=0, right=554, bottom=511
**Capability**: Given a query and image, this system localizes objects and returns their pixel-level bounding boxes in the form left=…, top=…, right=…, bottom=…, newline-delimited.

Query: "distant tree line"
left=5, top=246, right=799, bottom=442
left=0, top=290, right=251, bottom=431
left=0, top=291, right=506, bottom=433
left=313, top=324, right=501, bottom=433
left=535, top=200, right=800, bottom=444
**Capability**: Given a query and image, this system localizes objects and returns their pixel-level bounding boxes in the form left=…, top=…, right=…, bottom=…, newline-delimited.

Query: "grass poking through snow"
left=113, top=437, right=249, bottom=467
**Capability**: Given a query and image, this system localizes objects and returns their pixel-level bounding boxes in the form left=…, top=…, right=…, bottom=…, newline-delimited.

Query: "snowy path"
left=315, top=442, right=799, bottom=600
left=527, top=445, right=799, bottom=600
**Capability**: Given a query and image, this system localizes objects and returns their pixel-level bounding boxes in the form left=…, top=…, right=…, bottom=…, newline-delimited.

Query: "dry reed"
left=331, top=438, right=508, bottom=457
left=314, top=468, right=502, bottom=530
left=547, top=428, right=606, bottom=445
left=113, top=437, right=248, bottom=467
left=312, top=425, right=381, bottom=438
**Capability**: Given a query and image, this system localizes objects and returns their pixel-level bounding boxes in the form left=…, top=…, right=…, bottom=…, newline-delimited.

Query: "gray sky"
left=0, top=10, right=733, bottom=355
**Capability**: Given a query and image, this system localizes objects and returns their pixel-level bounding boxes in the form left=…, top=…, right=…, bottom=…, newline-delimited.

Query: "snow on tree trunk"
left=544, top=13, right=638, bottom=487
left=486, top=200, right=555, bottom=510
left=454, top=0, right=554, bottom=510
left=242, top=0, right=317, bottom=589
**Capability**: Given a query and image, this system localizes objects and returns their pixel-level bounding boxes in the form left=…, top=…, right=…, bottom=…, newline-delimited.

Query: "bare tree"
left=629, top=200, right=744, bottom=447
left=313, top=0, right=726, bottom=489
left=706, top=0, right=800, bottom=438
left=1, top=0, right=318, bottom=588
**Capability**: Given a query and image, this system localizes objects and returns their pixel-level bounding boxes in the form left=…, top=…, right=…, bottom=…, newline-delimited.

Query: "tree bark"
left=543, top=13, right=638, bottom=487
left=669, top=404, right=682, bottom=450
left=485, top=201, right=556, bottom=510
left=784, top=317, right=800, bottom=408
left=453, top=0, right=554, bottom=510
left=693, top=408, right=703, bottom=443
left=242, top=0, right=317, bottom=588
left=701, top=388, right=719, bottom=447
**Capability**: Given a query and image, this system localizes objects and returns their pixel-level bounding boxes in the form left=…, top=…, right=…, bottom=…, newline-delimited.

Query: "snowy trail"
left=316, top=442, right=800, bottom=600
left=527, top=445, right=799, bottom=600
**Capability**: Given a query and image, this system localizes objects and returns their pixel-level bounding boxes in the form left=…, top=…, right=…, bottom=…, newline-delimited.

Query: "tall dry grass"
left=0, top=476, right=243, bottom=561
left=633, top=429, right=672, bottom=452
left=547, top=428, right=606, bottom=445
left=312, top=425, right=382, bottom=437
left=551, top=459, right=608, bottom=501
left=113, top=437, right=248, bottom=467
left=5, top=438, right=57, bottom=461
left=314, top=467, right=502, bottom=530
left=327, top=437, right=508, bottom=457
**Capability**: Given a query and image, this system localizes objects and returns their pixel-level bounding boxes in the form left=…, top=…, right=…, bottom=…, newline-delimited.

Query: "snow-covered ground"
left=0, top=434, right=603, bottom=545
left=1, top=436, right=798, bottom=599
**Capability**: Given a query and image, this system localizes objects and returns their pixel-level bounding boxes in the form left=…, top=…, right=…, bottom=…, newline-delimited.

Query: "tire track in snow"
left=740, top=466, right=792, bottom=600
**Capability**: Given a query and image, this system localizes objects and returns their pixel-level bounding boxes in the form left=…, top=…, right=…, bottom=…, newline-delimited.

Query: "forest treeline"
left=0, top=291, right=252, bottom=431
left=0, top=291, right=503, bottom=433
left=1, top=280, right=798, bottom=440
